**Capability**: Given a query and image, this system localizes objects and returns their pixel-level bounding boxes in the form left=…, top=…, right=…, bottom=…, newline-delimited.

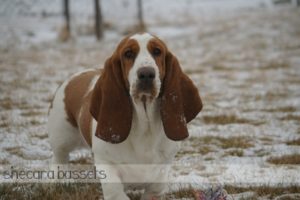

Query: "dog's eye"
left=152, top=48, right=161, bottom=56
left=124, top=50, right=135, bottom=59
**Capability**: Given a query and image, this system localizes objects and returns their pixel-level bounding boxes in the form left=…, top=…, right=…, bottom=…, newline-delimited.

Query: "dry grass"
left=286, top=138, right=300, bottom=146
left=0, top=183, right=219, bottom=200
left=224, top=149, right=244, bottom=157
left=184, top=68, right=205, bottom=75
left=21, top=110, right=45, bottom=117
left=166, top=186, right=195, bottom=199
left=29, top=119, right=43, bottom=126
left=0, top=97, right=39, bottom=110
left=259, top=137, right=273, bottom=144
left=0, top=183, right=103, bottom=200
left=184, top=136, right=253, bottom=158
left=225, top=185, right=300, bottom=198
left=259, top=137, right=274, bottom=145
left=280, top=115, right=300, bottom=122
left=1, top=183, right=298, bottom=199
left=260, top=59, right=290, bottom=70
left=261, top=106, right=297, bottom=113
left=254, top=149, right=270, bottom=157
left=267, top=154, right=300, bottom=165
left=259, top=137, right=273, bottom=142
left=220, top=137, right=253, bottom=149
left=176, top=145, right=213, bottom=157
left=187, top=138, right=215, bottom=155
left=212, top=63, right=236, bottom=71
left=201, top=115, right=264, bottom=126
left=204, top=157, right=214, bottom=161
left=0, top=121, right=9, bottom=128
left=0, top=97, right=13, bottom=110
left=199, top=136, right=254, bottom=149
left=255, top=92, right=288, bottom=101
left=198, top=146, right=214, bottom=155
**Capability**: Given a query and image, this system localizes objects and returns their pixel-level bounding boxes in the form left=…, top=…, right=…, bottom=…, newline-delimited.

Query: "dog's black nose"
left=137, top=67, right=155, bottom=82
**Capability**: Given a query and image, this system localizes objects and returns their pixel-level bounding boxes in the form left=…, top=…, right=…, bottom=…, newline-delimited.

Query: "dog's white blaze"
left=128, top=33, right=161, bottom=99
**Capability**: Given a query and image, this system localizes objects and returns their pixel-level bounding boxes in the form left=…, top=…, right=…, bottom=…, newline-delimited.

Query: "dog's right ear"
left=90, top=55, right=133, bottom=144
left=160, top=52, right=203, bottom=141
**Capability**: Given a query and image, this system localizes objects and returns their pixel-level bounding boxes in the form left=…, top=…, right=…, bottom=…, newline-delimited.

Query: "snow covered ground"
left=0, top=0, right=300, bottom=198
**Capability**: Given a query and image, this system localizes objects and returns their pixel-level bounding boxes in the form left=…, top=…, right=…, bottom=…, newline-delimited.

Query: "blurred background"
left=0, top=0, right=300, bottom=199
left=0, top=0, right=299, bottom=46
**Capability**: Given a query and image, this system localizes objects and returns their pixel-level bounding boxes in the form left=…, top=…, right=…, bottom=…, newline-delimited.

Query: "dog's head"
left=90, top=33, right=203, bottom=143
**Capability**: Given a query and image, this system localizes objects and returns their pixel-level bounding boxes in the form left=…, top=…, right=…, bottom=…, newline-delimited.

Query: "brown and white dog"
left=48, top=33, right=202, bottom=200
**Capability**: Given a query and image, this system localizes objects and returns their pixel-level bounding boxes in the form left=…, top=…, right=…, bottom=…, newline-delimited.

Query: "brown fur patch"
left=64, top=69, right=101, bottom=146
left=90, top=36, right=137, bottom=143
left=160, top=52, right=203, bottom=141
left=148, top=37, right=167, bottom=81
left=78, top=92, right=93, bottom=146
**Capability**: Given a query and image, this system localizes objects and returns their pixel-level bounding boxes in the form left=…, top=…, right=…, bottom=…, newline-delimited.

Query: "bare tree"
left=64, top=0, right=70, bottom=33
left=94, top=0, right=103, bottom=40
left=137, top=0, right=146, bottom=31
left=291, top=0, right=299, bottom=6
left=59, top=0, right=71, bottom=41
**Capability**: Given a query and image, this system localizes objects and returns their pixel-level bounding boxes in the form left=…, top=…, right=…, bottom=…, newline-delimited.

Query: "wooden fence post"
left=137, top=0, right=145, bottom=31
left=94, top=0, right=103, bottom=40
left=64, top=0, right=70, bottom=36
left=58, top=0, right=71, bottom=41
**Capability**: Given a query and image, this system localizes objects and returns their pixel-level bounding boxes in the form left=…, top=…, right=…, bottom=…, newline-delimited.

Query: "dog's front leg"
left=141, top=183, right=168, bottom=200
left=141, top=166, right=170, bottom=200
left=97, top=164, right=129, bottom=200
left=101, top=182, right=129, bottom=200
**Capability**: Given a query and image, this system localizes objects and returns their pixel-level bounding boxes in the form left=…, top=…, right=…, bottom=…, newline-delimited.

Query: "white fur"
left=128, top=33, right=161, bottom=103
left=48, top=34, right=180, bottom=200
left=48, top=71, right=93, bottom=164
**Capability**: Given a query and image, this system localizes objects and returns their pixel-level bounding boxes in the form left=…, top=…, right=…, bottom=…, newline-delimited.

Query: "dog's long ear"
left=160, top=52, right=203, bottom=141
left=90, top=55, right=132, bottom=144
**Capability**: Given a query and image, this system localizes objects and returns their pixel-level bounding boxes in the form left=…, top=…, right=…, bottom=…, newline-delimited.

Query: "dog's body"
left=48, top=33, right=202, bottom=200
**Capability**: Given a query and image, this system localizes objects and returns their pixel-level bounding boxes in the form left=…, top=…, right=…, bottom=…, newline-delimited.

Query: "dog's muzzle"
left=137, top=67, right=155, bottom=93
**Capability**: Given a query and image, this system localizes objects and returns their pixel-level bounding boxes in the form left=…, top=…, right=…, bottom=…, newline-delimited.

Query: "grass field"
left=0, top=1, right=300, bottom=199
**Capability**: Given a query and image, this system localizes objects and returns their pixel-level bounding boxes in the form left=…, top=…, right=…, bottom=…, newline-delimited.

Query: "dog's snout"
left=137, top=67, right=155, bottom=82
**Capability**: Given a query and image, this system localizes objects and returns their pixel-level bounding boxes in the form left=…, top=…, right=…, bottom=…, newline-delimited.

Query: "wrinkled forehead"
left=117, top=33, right=166, bottom=53
left=129, top=33, right=154, bottom=50
left=131, top=33, right=167, bottom=50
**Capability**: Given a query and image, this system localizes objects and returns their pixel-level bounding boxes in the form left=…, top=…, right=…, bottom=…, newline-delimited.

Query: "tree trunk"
left=64, top=0, right=70, bottom=35
left=94, top=0, right=103, bottom=40
left=291, top=0, right=300, bottom=6
left=59, top=0, right=71, bottom=41
left=137, top=0, right=145, bottom=31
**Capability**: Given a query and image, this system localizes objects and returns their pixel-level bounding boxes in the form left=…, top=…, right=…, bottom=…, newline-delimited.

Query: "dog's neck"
left=133, top=97, right=159, bottom=120
left=131, top=97, right=161, bottom=134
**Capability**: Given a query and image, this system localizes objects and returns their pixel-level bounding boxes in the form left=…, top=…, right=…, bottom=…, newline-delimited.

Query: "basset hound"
left=48, top=32, right=202, bottom=200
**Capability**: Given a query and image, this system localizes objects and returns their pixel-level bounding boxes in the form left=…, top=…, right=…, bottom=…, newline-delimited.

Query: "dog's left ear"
left=90, top=54, right=132, bottom=144
left=160, top=52, right=203, bottom=141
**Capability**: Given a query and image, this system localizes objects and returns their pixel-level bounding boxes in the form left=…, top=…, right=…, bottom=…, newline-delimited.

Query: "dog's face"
left=90, top=33, right=202, bottom=143
left=116, top=33, right=167, bottom=104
